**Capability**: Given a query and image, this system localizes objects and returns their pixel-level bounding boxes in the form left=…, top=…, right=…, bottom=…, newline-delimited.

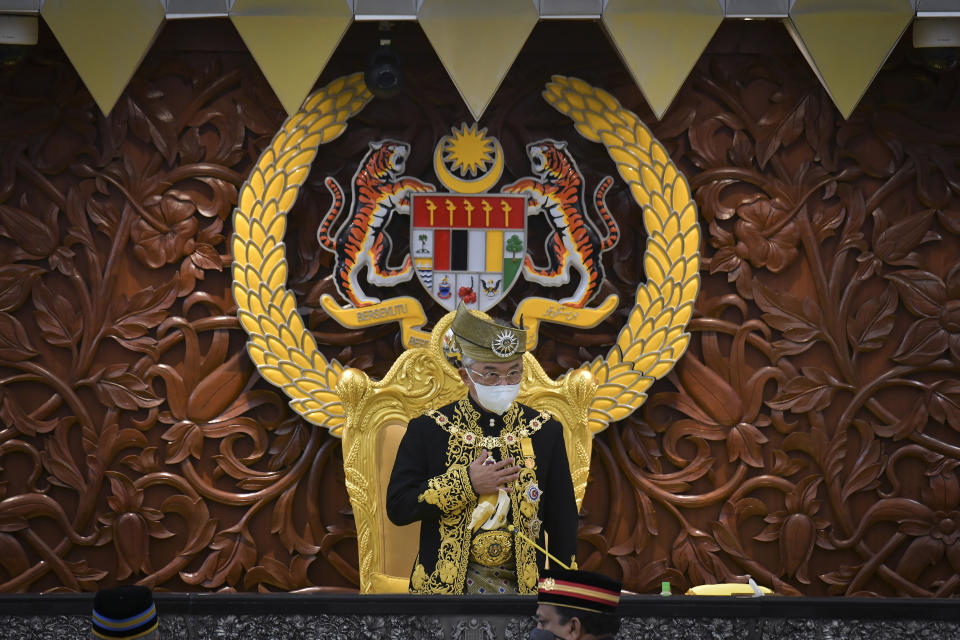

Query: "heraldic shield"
left=411, top=193, right=527, bottom=312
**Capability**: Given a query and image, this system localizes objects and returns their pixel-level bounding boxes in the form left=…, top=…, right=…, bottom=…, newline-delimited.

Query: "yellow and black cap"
left=92, top=585, right=158, bottom=639
left=537, top=569, right=621, bottom=615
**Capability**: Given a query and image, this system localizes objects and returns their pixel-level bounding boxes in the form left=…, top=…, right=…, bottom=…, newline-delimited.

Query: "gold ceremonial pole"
left=508, top=525, right=578, bottom=572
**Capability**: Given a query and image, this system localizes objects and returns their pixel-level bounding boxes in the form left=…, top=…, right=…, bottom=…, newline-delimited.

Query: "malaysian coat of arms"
left=231, top=72, right=700, bottom=590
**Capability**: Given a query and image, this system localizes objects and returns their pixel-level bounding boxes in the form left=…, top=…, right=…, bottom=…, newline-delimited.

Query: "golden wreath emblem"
left=231, top=72, right=700, bottom=436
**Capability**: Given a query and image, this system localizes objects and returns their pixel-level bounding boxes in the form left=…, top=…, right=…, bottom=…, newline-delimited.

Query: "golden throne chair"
left=338, top=310, right=597, bottom=594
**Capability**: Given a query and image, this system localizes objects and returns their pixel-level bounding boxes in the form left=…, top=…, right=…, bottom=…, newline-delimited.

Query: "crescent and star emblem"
left=433, top=123, right=505, bottom=195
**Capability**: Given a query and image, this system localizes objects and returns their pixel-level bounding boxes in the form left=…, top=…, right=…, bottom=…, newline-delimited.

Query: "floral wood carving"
left=0, top=22, right=357, bottom=592
left=0, top=19, right=959, bottom=597
left=573, top=25, right=960, bottom=596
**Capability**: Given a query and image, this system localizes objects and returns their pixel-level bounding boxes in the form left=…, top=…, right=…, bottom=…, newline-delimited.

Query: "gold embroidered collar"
left=428, top=399, right=548, bottom=449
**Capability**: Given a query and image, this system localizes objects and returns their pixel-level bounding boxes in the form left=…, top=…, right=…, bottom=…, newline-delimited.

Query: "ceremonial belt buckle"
left=470, top=530, right=513, bottom=567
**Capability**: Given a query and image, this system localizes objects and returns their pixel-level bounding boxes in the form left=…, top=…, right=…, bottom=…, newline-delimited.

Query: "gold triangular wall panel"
left=41, top=0, right=165, bottom=116
left=787, top=0, right=915, bottom=119
left=418, top=0, right=539, bottom=121
left=602, top=0, right=723, bottom=119
left=231, top=0, right=353, bottom=115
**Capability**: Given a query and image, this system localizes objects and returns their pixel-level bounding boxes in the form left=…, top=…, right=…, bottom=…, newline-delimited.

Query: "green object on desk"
left=660, top=581, right=671, bottom=596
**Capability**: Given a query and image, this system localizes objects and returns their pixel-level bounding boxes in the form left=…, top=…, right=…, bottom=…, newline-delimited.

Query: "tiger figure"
left=503, top=139, right=619, bottom=307
left=318, top=140, right=435, bottom=307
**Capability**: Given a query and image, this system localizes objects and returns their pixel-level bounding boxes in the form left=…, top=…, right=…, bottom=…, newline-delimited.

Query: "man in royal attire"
left=387, top=303, right=579, bottom=594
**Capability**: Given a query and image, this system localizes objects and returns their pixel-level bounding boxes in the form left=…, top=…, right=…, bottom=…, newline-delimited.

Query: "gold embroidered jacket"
left=386, top=396, right=578, bottom=594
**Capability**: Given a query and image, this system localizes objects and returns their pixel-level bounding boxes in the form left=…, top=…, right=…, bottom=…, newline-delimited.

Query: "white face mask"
left=466, top=370, right=520, bottom=414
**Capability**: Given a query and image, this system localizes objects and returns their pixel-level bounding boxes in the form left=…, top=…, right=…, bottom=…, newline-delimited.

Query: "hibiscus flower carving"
left=888, top=264, right=960, bottom=365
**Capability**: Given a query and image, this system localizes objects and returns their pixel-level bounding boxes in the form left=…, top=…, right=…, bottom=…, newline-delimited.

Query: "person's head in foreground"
left=531, top=568, right=622, bottom=640
left=91, top=585, right=159, bottom=640
left=450, top=303, right=526, bottom=415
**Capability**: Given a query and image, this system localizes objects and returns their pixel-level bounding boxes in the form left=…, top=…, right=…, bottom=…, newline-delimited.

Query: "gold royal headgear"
left=450, top=303, right=526, bottom=363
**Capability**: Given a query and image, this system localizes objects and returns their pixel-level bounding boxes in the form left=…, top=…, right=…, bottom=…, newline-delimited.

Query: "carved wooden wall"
left=0, top=18, right=958, bottom=596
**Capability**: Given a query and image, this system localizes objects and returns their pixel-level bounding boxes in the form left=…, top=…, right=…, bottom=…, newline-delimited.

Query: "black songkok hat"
left=537, top=569, right=621, bottom=614
left=92, top=585, right=158, bottom=639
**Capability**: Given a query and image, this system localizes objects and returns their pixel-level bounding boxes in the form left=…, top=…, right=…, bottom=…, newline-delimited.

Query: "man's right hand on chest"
left=469, top=449, right=522, bottom=495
